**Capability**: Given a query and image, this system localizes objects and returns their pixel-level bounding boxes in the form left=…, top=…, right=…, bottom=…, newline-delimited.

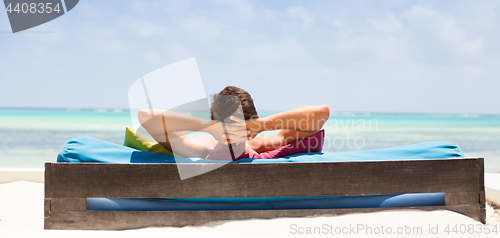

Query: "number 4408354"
left=5, top=3, right=62, bottom=14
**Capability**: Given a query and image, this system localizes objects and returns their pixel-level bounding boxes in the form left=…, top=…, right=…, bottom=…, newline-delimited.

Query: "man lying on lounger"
left=138, top=86, right=330, bottom=160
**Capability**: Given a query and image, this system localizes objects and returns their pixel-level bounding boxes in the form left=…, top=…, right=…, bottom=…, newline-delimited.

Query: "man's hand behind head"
left=208, top=118, right=249, bottom=145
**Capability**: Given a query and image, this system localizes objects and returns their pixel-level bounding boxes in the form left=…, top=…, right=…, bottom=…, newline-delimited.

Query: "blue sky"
left=0, top=0, right=499, bottom=114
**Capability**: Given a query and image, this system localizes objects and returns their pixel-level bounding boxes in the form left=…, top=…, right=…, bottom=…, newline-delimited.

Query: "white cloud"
left=2, top=0, right=500, bottom=114
left=330, top=19, right=345, bottom=28
left=400, top=6, right=485, bottom=57
left=85, top=39, right=127, bottom=53
left=119, top=16, right=164, bottom=38
left=367, top=14, right=403, bottom=34
left=286, top=6, right=315, bottom=29
left=212, top=0, right=255, bottom=18
left=180, top=16, right=225, bottom=40
left=165, top=45, right=192, bottom=61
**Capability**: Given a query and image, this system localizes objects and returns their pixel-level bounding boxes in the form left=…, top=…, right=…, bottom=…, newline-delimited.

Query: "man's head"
left=210, top=86, right=258, bottom=122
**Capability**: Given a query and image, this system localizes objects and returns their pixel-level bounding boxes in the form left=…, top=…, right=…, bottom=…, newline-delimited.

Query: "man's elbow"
left=138, top=109, right=152, bottom=124
left=317, top=105, right=330, bottom=120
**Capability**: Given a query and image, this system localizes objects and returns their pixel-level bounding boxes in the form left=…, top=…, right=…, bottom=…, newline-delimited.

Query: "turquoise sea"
left=1, top=108, right=499, bottom=172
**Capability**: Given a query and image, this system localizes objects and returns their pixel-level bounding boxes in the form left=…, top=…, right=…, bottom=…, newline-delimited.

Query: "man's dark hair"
left=210, top=86, right=258, bottom=121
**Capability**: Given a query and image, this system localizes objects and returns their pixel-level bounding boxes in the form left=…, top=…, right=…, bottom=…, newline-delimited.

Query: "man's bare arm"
left=138, top=109, right=213, bottom=137
left=245, top=105, right=330, bottom=153
left=138, top=109, right=235, bottom=149
left=247, top=105, right=330, bottom=134
left=138, top=109, right=242, bottom=158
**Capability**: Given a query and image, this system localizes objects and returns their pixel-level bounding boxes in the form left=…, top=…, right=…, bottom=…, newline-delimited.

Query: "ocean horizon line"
left=1, top=106, right=499, bottom=117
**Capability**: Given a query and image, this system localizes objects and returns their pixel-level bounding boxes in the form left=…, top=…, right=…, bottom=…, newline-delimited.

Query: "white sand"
left=0, top=181, right=44, bottom=230
left=1, top=176, right=500, bottom=237
left=0, top=169, right=44, bottom=183
left=485, top=173, right=500, bottom=206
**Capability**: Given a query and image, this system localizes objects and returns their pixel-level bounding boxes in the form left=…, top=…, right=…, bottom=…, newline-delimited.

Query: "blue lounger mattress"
left=57, top=137, right=463, bottom=211
left=87, top=193, right=445, bottom=211
left=58, top=136, right=464, bottom=164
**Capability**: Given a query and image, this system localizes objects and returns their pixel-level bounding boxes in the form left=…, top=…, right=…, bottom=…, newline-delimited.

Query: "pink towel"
left=208, top=130, right=325, bottom=161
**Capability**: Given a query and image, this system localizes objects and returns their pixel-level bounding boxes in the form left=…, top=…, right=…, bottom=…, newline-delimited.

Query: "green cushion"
left=123, top=127, right=174, bottom=156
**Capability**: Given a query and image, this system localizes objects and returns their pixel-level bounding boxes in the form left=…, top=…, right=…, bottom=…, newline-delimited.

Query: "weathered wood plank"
left=44, top=163, right=52, bottom=198
left=49, top=205, right=480, bottom=230
left=44, top=217, right=51, bottom=230
left=51, top=198, right=86, bottom=211
left=478, top=158, right=485, bottom=193
left=44, top=163, right=52, bottom=230
left=445, top=192, right=478, bottom=205
left=48, top=159, right=480, bottom=198
left=44, top=198, right=51, bottom=229
left=44, top=198, right=51, bottom=218
left=477, top=158, right=486, bottom=223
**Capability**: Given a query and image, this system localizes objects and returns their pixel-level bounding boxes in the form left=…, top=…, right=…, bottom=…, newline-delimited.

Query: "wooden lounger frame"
left=44, top=158, right=485, bottom=230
